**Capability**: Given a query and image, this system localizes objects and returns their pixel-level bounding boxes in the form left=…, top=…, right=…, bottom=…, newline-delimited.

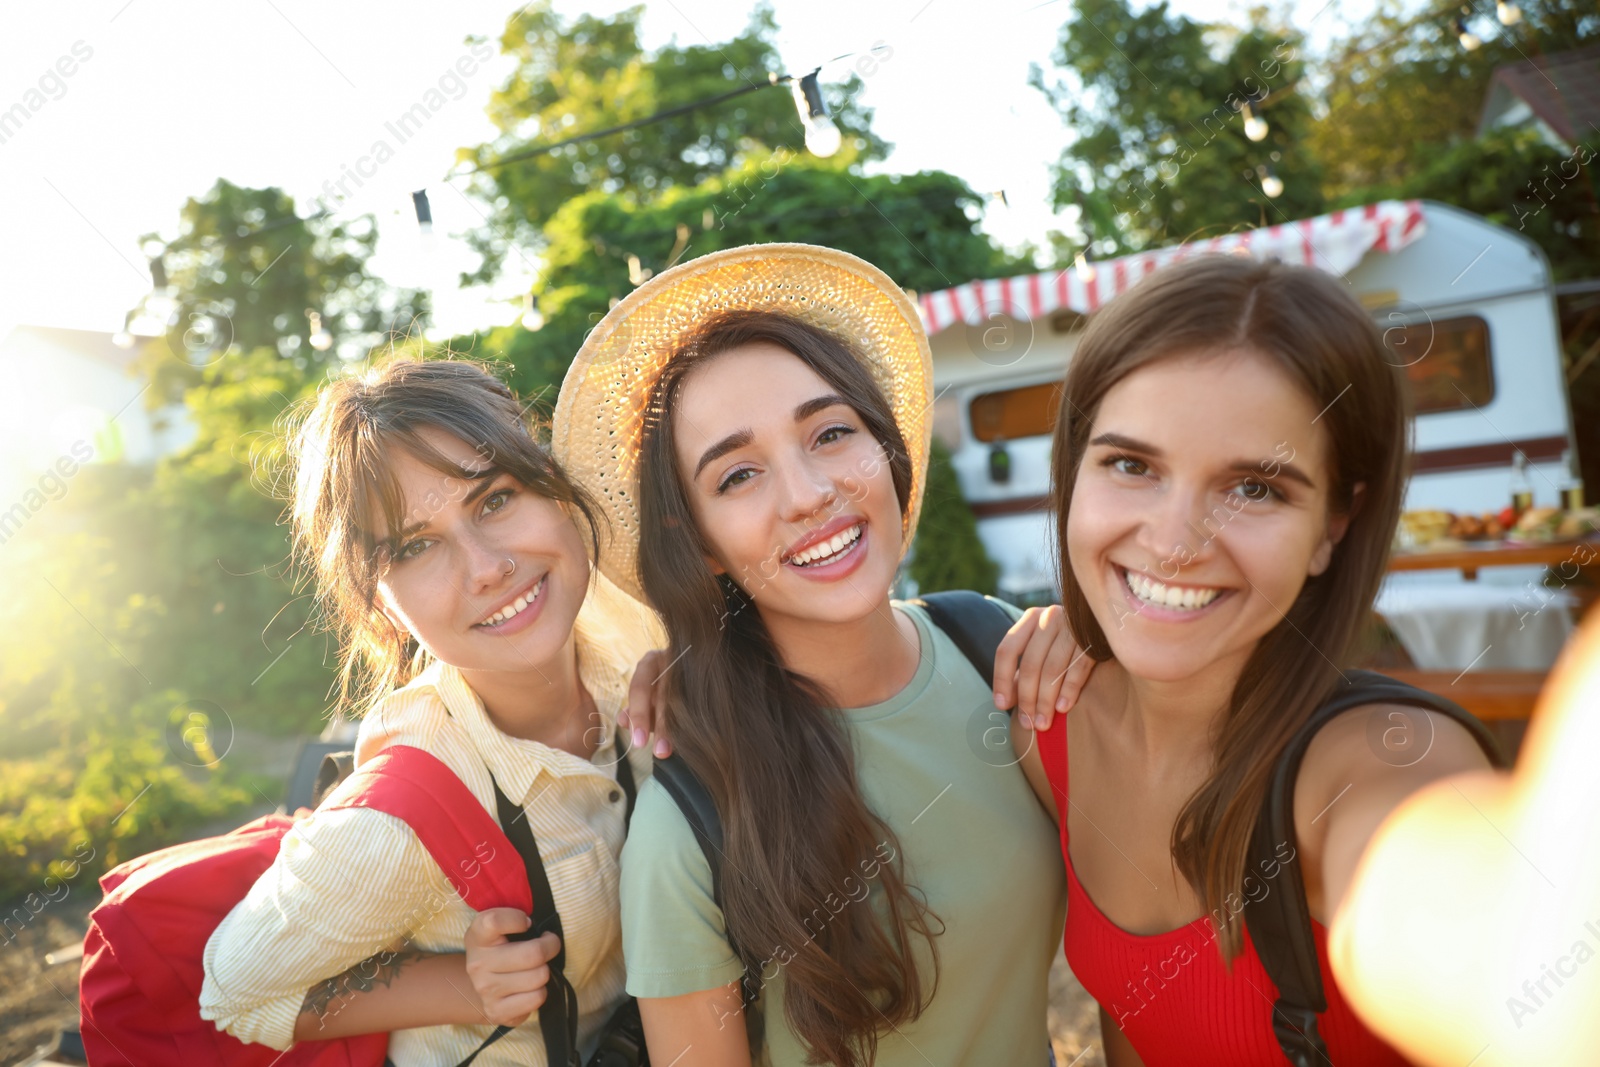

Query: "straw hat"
left=551, top=243, right=934, bottom=605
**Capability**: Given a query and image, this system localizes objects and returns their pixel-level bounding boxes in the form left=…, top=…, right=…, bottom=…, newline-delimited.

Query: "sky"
left=0, top=0, right=1379, bottom=345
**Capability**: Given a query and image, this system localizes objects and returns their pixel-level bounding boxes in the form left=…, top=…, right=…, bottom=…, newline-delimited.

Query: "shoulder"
left=354, top=666, right=453, bottom=765
left=619, top=778, right=744, bottom=997
left=621, top=778, right=714, bottom=892
left=1295, top=697, right=1493, bottom=841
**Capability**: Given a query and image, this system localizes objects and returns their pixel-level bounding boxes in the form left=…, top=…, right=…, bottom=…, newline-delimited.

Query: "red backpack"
left=78, top=745, right=534, bottom=1066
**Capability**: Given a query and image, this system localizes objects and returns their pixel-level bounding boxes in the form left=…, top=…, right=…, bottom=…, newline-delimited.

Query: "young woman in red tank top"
left=1000, top=254, right=1495, bottom=1065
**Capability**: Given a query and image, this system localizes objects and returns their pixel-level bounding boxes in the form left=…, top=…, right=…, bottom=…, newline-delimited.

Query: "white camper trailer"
left=918, top=200, right=1577, bottom=603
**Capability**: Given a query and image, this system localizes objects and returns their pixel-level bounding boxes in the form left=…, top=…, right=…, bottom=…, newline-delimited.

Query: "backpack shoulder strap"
left=1246, top=670, right=1507, bottom=1067
left=651, top=753, right=729, bottom=914
left=319, top=744, right=532, bottom=915
left=908, top=589, right=1016, bottom=693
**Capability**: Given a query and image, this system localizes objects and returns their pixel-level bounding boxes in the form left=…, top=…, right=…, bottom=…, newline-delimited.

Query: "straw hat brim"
left=551, top=243, right=934, bottom=606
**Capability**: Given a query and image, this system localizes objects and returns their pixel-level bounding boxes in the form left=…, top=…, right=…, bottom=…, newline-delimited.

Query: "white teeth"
left=1125, top=570, right=1221, bottom=611
left=478, top=576, right=545, bottom=627
left=789, top=524, right=863, bottom=566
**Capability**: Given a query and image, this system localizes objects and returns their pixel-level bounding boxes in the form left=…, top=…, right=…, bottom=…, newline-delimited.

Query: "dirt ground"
left=3, top=899, right=1103, bottom=1066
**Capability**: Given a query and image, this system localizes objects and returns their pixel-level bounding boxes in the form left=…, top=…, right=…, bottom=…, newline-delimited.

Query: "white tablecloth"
left=1376, top=571, right=1578, bottom=671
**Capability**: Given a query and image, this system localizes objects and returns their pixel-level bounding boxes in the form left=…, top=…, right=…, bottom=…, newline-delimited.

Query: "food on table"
left=1396, top=507, right=1599, bottom=549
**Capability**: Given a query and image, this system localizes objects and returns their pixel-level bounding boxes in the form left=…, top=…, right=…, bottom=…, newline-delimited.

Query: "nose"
left=1139, top=481, right=1222, bottom=571
left=775, top=448, right=840, bottom=527
left=457, top=527, right=511, bottom=595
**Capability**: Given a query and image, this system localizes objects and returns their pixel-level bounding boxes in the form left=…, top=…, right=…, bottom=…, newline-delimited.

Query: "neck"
left=761, top=594, right=920, bottom=708
left=1106, top=654, right=1248, bottom=763
left=458, top=632, right=596, bottom=758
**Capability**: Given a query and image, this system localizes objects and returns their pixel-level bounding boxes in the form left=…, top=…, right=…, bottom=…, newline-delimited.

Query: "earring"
left=502, top=558, right=516, bottom=577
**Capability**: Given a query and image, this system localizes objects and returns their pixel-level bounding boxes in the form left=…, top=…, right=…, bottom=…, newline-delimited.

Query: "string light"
left=1454, top=16, right=1482, bottom=50
left=520, top=291, right=544, bottom=331
left=1241, top=102, right=1269, bottom=142
left=1496, top=0, right=1521, bottom=24
left=411, top=190, right=433, bottom=235
left=792, top=70, right=843, bottom=158
left=1257, top=164, right=1284, bottom=199
left=1074, top=249, right=1097, bottom=282
left=306, top=309, right=333, bottom=351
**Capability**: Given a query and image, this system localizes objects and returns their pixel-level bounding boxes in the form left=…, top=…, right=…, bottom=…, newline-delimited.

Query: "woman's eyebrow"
left=692, top=395, right=850, bottom=480
left=1089, top=431, right=1160, bottom=455
left=387, top=466, right=505, bottom=540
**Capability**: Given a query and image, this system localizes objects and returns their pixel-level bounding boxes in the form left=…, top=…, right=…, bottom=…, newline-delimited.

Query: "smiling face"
left=1066, top=349, right=1348, bottom=684
left=370, top=427, right=590, bottom=677
left=670, top=342, right=906, bottom=630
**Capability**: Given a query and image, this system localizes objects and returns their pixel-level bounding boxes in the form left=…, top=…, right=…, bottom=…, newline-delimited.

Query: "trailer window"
left=969, top=381, right=1063, bottom=443
left=1382, top=315, right=1494, bottom=414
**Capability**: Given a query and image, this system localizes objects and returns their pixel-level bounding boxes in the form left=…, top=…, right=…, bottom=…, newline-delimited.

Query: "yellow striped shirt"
left=200, top=577, right=662, bottom=1065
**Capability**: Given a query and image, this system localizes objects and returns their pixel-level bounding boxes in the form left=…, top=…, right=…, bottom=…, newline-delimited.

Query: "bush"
left=908, top=438, right=1000, bottom=596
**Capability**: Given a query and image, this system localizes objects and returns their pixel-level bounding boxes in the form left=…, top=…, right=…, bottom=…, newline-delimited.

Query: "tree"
left=1311, top=0, right=1596, bottom=201
left=910, top=439, right=1000, bottom=597
left=134, top=179, right=428, bottom=402
left=457, top=2, right=887, bottom=286
left=452, top=150, right=1024, bottom=401
left=1033, top=0, right=1321, bottom=255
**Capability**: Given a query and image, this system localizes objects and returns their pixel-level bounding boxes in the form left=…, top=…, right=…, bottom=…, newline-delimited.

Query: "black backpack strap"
left=651, top=753, right=729, bottom=915
left=616, top=738, right=638, bottom=827
left=1245, top=670, right=1507, bottom=1066
left=908, top=589, right=1016, bottom=695
left=488, top=775, right=583, bottom=1067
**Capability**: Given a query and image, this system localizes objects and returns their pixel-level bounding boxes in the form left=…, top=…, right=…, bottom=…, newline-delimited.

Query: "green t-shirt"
left=619, top=599, right=1066, bottom=1066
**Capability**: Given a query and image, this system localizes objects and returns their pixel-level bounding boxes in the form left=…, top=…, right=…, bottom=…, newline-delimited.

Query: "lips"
left=782, top=515, right=866, bottom=566
left=1117, top=565, right=1232, bottom=615
left=474, top=573, right=547, bottom=628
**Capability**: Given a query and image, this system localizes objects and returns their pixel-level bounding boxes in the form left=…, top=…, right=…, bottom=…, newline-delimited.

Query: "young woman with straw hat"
left=548, top=244, right=1082, bottom=1067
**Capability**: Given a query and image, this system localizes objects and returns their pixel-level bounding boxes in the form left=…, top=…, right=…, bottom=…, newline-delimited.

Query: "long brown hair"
left=281, top=357, right=600, bottom=716
left=1050, top=255, right=1408, bottom=960
left=636, top=310, right=939, bottom=1067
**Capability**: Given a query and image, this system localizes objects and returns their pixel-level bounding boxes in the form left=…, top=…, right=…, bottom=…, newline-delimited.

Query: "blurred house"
left=1478, top=43, right=1600, bottom=151
left=0, top=325, right=192, bottom=493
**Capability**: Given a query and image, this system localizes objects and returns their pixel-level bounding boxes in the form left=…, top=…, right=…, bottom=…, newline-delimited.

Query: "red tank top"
left=1038, top=713, right=1411, bottom=1066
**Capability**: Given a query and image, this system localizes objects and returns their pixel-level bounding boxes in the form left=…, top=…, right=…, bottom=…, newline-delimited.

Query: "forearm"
left=293, top=948, right=488, bottom=1041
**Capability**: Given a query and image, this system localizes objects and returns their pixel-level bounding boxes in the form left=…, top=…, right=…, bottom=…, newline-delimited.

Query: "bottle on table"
left=1510, top=451, right=1534, bottom=515
left=1559, top=448, right=1584, bottom=510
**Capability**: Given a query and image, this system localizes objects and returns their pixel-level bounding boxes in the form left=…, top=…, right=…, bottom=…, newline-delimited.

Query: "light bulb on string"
left=1257, top=164, right=1284, bottom=199
left=1074, top=249, right=1097, bottom=282
left=1496, top=0, right=1521, bottom=24
left=792, top=70, right=843, bottom=158
left=306, top=309, right=333, bottom=352
left=521, top=291, right=544, bottom=331
left=1242, top=102, right=1269, bottom=142
left=1455, top=17, right=1482, bottom=50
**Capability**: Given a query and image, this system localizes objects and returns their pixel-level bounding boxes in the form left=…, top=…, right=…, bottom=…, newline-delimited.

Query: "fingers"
left=464, top=906, right=531, bottom=949
left=482, top=987, right=547, bottom=1028
left=625, top=649, right=666, bottom=750
left=465, top=926, right=563, bottom=1027
left=1014, top=609, right=1054, bottom=726
left=992, top=609, right=1039, bottom=710
left=1057, top=633, right=1094, bottom=713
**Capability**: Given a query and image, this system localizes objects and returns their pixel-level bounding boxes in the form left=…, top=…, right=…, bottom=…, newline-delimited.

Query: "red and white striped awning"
left=917, top=200, right=1426, bottom=334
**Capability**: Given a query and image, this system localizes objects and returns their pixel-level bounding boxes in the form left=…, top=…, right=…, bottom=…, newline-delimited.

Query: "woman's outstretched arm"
left=1328, top=618, right=1600, bottom=1066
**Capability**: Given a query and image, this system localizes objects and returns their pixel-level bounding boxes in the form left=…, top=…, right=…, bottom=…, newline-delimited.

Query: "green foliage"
left=457, top=151, right=1023, bottom=400
left=1033, top=0, right=1321, bottom=253
left=1311, top=0, right=1596, bottom=202
left=136, top=179, right=429, bottom=403
left=909, top=439, right=1000, bottom=596
left=459, top=1, right=887, bottom=285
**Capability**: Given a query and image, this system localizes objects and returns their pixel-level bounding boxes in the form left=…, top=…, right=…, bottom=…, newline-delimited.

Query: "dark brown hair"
left=636, top=309, right=938, bottom=1067
left=1049, top=255, right=1409, bottom=960
left=282, top=356, right=599, bottom=716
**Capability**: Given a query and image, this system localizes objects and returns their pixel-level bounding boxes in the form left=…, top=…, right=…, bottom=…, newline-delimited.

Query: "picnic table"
left=1375, top=538, right=1598, bottom=723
